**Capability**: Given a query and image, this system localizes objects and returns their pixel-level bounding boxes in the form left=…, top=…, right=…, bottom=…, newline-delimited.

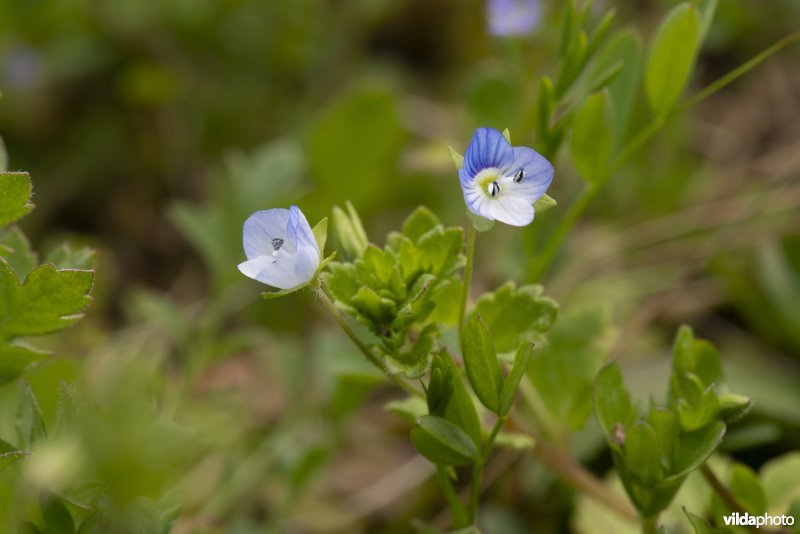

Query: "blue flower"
left=459, top=127, right=553, bottom=226
left=238, top=205, right=320, bottom=289
left=487, top=0, right=541, bottom=37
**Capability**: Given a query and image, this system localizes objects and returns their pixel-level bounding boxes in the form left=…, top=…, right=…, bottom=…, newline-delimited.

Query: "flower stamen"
left=488, top=181, right=500, bottom=197
left=513, top=168, right=525, bottom=183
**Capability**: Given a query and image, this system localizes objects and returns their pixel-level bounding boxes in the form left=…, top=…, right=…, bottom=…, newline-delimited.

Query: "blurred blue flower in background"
left=238, top=206, right=320, bottom=289
left=459, top=127, right=553, bottom=226
left=486, top=0, right=541, bottom=36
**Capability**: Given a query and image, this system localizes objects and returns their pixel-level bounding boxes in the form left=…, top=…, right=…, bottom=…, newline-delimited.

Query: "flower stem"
left=313, top=279, right=422, bottom=397
left=458, top=223, right=477, bottom=343
left=641, top=514, right=659, bottom=534
left=469, top=416, right=507, bottom=523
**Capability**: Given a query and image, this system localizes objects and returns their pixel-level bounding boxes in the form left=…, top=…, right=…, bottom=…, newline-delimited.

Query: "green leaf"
left=402, top=206, right=441, bottom=243
left=676, top=384, right=720, bottom=431
left=589, top=29, right=643, bottom=145
left=625, top=422, right=662, bottom=486
left=501, top=128, right=511, bottom=143
left=536, top=76, right=556, bottom=147
left=311, top=217, right=328, bottom=255
left=530, top=308, right=609, bottom=430
left=448, top=147, right=464, bottom=170
left=428, top=352, right=482, bottom=447
left=0, top=261, right=94, bottom=341
left=644, top=3, right=702, bottom=117
left=417, top=226, right=464, bottom=277
left=728, top=463, right=766, bottom=515
left=385, top=324, right=437, bottom=379
left=17, top=383, right=47, bottom=449
left=683, top=509, right=712, bottom=534
left=671, top=325, right=724, bottom=390
left=462, top=314, right=503, bottom=413
left=0, top=343, right=48, bottom=386
left=471, top=282, right=558, bottom=353
left=321, top=262, right=360, bottom=306
left=760, top=452, right=800, bottom=515
left=351, top=286, right=397, bottom=326
left=0, top=227, right=37, bottom=279
left=533, top=194, right=557, bottom=214
left=671, top=421, right=726, bottom=478
left=261, top=283, right=310, bottom=300
left=39, top=493, right=75, bottom=534
left=410, top=415, right=479, bottom=466
left=594, top=363, right=638, bottom=448
left=385, top=396, right=428, bottom=423
left=498, top=343, right=533, bottom=416
left=44, top=244, right=97, bottom=271
left=0, top=449, right=29, bottom=472
left=647, top=409, right=679, bottom=472
left=570, top=91, right=613, bottom=184
left=0, top=172, right=34, bottom=227
left=717, top=393, right=751, bottom=423
left=466, top=210, right=495, bottom=232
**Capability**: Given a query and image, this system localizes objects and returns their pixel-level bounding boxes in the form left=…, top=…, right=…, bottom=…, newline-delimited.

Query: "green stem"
left=641, top=514, right=659, bottom=534
left=458, top=223, right=477, bottom=343
left=436, top=466, right=470, bottom=528
left=469, top=416, right=507, bottom=523
left=529, top=183, right=598, bottom=280
left=314, top=280, right=422, bottom=397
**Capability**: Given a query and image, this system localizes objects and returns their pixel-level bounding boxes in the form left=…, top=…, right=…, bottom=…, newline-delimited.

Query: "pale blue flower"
left=487, top=0, right=541, bottom=37
left=238, top=205, right=320, bottom=289
left=459, top=127, right=553, bottom=226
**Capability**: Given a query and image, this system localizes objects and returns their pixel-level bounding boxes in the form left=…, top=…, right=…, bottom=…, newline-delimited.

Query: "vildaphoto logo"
left=723, top=512, right=795, bottom=528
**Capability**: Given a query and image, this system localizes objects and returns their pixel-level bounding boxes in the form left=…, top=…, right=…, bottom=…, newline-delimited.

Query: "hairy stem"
left=314, top=280, right=422, bottom=397
left=458, top=223, right=477, bottom=343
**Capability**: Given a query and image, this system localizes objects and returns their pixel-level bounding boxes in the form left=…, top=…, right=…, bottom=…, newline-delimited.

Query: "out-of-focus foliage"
left=1, top=0, right=799, bottom=532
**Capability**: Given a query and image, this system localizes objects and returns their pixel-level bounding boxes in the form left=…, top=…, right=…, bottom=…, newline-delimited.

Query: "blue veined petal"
left=462, top=180, right=492, bottom=219
left=498, top=146, right=554, bottom=202
left=485, top=195, right=535, bottom=226
left=463, top=127, right=514, bottom=178
left=243, top=208, right=293, bottom=259
left=487, top=0, right=541, bottom=37
left=287, top=205, right=318, bottom=252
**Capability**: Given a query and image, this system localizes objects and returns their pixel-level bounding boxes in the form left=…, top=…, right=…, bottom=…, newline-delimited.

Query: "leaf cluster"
left=593, top=326, right=750, bottom=517
left=323, top=206, right=464, bottom=378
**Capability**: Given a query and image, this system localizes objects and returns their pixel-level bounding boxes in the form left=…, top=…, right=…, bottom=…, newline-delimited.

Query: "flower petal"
left=462, top=180, right=493, bottom=220
left=237, top=246, right=319, bottom=290
left=464, top=127, right=514, bottom=178
left=287, top=205, right=319, bottom=253
left=242, top=209, right=293, bottom=259
left=487, top=0, right=541, bottom=37
left=498, top=146, right=554, bottom=202
left=485, top=195, right=535, bottom=226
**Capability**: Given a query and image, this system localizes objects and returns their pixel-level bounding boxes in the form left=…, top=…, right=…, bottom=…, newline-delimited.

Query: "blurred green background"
left=1, top=0, right=799, bottom=532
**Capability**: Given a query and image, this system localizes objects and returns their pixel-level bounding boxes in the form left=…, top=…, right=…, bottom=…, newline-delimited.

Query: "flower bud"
left=331, top=201, right=368, bottom=261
